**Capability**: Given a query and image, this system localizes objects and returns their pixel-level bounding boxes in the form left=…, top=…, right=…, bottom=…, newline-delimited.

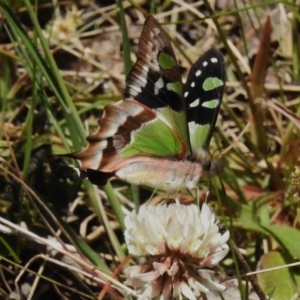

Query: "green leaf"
left=261, top=225, right=300, bottom=260
left=257, top=251, right=295, bottom=300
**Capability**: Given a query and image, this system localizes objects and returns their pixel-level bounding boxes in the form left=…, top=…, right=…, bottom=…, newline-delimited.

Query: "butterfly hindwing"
left=184, top=48, right=225, bottom=152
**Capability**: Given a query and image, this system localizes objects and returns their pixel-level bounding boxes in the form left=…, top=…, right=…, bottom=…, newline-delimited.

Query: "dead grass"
left=0, top=1, right=300, bottom=299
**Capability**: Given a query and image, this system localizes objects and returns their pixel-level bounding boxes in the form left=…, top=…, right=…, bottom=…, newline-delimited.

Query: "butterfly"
left=69, top=16, right=226, bottom=194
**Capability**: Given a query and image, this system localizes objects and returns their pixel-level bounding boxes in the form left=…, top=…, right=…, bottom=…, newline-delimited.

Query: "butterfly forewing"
left=124, top=16, right=191, bottom=157
left=184, top=48, right=225, bottom=152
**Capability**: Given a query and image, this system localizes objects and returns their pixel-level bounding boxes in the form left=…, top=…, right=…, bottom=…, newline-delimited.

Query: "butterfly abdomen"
left=115, top=157, right=205, bottom=193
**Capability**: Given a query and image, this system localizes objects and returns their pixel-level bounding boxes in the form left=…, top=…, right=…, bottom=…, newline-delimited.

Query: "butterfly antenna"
left=212, top=143, right=226, bottom=158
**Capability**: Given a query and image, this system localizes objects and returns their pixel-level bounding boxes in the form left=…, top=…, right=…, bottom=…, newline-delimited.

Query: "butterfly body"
left=115, top=155, right=222, bottom=193
left=69, top=16, right=226, bottom=193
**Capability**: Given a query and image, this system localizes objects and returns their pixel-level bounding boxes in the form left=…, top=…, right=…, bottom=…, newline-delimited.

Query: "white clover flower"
left=45, top=6, right=83, bottom=43
left=124, top=200, right=229, bottom=300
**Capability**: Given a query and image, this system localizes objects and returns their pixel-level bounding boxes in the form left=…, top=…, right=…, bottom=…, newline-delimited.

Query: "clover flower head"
left=124, top=200, right=229, bottom=299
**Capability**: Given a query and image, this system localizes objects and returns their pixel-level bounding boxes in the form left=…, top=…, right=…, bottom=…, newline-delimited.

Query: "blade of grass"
left=22, top=0, right=87, bottom=148
left=116, top=0, right=131, bottom=77
left=249, top=17, right=271, bottom=152
left=0, top=1, right=85, bottom=149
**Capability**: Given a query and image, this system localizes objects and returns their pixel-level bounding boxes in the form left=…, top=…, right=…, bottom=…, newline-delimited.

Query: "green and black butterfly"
left=70, top=16, right=226, bottom=193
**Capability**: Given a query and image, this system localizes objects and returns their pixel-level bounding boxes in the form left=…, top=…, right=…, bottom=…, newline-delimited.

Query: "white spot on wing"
left=189, top=98, right=199, bottom=108
left=166, top=83, right=172, bottom=91
left=154, top=28, right=160, bottom=35
left=80, top=141, right=105, bottom=168
left=99, top=127, right=117, bottom=137
left=98, top=140, right=108, bottom=150
left=138, top=64, right=149, bottom=87
left=129, top=85, right=141, bottom=97
left=211, top=57, right=218, bottom=63
left=128, top=102, right=145, bottom=116
left=184, top=91, right=189, bottom=98
left=154, top=77, right=164, bottom=95
left=203, top=61, right=208, bottom=67
left=191, top=82, right=195, bottom=88
left=142, top=65, right=149, bottom=72
left=195, top=70, right=202, bottom=77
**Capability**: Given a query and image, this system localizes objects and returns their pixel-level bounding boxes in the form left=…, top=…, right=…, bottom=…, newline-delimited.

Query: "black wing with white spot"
left=124, top=16, right=183, bottom=112
left=124, top=16, right=192, bottom=157
left=184, top=48, right=225, bottom=151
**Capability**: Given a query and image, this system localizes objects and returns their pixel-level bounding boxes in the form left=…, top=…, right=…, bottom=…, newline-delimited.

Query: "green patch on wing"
left=166, top=82, right=182, bottom=96
left=158, top=52, right=177, bottom=69
left=122, top=117, right=184, bottom=157
left=202, top=99, right=219, bottom=109
left=188, top=122, right=210, bottom=150
left=155, top=77, right=164, bottom=89
left=203, top=77, right=223, bottom=91
left=189, top=98, right=199, bottom=108
left=158, top=107, right=190, bottom=156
